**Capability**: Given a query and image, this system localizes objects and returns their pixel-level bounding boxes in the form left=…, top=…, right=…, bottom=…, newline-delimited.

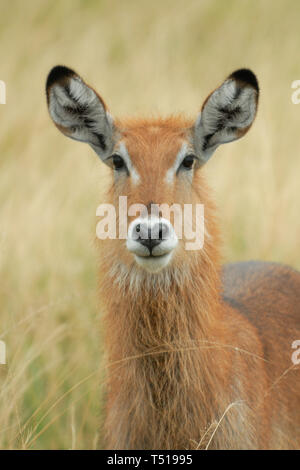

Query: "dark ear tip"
left=46, top=65, right=77, bottom=91
left=229, top=68, right=259, bottom=92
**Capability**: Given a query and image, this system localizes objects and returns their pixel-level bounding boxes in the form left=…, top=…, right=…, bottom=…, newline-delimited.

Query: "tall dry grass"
left=0, top=0, right=299, bottom=449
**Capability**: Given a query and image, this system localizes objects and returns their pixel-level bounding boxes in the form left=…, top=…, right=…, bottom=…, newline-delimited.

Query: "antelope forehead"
left=117, top=140, right=190, bottom=184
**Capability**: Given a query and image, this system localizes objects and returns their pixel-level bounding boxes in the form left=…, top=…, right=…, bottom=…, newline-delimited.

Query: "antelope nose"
left=134, top=221, right=170, bottom=254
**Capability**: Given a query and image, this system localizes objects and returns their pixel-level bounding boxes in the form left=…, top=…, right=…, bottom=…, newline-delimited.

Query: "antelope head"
left=46, top=66, right=259, bottom=275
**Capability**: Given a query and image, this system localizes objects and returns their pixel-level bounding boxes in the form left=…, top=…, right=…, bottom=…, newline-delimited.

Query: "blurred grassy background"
left=0, top=0, right=299, bottom=449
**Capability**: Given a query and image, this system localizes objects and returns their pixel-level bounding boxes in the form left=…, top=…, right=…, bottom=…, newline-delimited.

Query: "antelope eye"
left=112, top=154, right=125, bottom=171
left=181, top=155, right=195, bottom=170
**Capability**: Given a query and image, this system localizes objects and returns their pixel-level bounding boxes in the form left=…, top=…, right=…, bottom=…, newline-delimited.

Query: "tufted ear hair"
left=46, top=65, right=115, bottom=162
left=194, top=69, right=259, bottom=163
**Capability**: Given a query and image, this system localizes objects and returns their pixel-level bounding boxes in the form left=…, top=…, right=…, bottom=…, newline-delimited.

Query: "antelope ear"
left=194, top=69, right=259, bottom=163
left=46, top=65, right=115, bottom=162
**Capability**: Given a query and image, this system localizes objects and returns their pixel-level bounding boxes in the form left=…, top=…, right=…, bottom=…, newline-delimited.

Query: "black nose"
left=134, top=221, right=169, bottom=254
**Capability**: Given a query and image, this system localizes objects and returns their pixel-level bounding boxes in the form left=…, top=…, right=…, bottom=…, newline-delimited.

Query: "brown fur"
left=96, top=116, right=300, bottom=450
